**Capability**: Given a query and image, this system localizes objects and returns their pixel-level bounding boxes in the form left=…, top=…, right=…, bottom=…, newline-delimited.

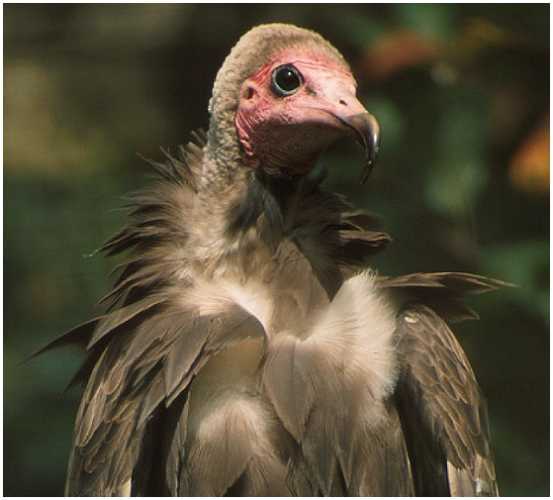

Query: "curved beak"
left=308, top=75, right=381, bottom=183
left=287, top=63, right=381, bottom=181
left=335, top=111, right=380, bottom=184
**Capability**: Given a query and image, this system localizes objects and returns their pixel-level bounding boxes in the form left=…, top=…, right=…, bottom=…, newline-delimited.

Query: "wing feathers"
left=381, top=271, right=511, bottom=294
left=87, top=295, right=166, bottom=348
left=25, top=318, right=99, bottom=362
left=395, top=304, right=499, bottom=496
left=66, top=301, right=266, bottom=495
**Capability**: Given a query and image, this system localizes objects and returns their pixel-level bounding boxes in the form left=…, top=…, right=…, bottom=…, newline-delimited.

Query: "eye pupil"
left=277, top=68, right=298, bottom=91
left=272, top=65, right=302, bottom=96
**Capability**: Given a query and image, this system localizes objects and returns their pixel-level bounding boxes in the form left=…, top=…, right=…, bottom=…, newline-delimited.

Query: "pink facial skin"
left=235, top=48, right=370, bottom=176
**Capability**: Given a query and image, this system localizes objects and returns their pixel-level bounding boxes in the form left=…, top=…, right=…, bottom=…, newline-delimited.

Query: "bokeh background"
left=4, top=4, right=549, bottom=496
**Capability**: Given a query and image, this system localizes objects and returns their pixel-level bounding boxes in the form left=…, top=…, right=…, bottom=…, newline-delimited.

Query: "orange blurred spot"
left=510, top=118, right=549, bottom=193
left=362, top=30, right=441, bottom=81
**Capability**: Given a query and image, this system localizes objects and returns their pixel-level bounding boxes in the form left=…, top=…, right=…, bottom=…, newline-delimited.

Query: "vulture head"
left=206, top=23, right=379, bottom=182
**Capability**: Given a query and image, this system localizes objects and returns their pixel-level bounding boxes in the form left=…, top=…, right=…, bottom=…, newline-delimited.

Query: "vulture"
left=37, top=23, right=506, bottom=496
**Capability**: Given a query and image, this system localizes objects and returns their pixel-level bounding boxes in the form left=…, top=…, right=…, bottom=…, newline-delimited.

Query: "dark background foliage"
left=4, top=4, right=549, bottom=496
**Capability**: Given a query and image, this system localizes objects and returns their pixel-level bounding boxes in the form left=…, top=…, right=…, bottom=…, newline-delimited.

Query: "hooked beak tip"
left=335, top=112, right=380, bottom=184
left=345, top=112, right=380, bottom=184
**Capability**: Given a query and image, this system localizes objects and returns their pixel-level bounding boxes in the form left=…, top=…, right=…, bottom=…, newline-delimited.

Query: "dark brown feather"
left=394, top=304, right=499, bottom=496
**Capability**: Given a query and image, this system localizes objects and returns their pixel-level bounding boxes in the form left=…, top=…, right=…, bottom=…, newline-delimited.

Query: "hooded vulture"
left=38, top=23, right=505, bottom=496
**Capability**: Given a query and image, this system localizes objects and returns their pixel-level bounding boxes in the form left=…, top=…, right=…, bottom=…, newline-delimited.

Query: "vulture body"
left=41, top=24, right=504, bottom=496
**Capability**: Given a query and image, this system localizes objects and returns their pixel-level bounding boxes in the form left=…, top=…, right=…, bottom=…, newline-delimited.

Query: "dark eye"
left=271, top=64, right=303, bottom=97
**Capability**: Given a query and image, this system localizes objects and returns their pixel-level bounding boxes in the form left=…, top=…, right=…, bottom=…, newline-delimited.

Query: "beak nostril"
left=339, top=99, right=348, bottom=106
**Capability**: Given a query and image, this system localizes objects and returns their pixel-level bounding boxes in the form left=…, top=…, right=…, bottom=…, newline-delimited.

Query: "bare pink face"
left=235, top=48, right=379, bottom=177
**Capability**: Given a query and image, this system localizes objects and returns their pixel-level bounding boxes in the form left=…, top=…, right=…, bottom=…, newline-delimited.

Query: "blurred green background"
left=4, top=4, right=549, bottom=496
